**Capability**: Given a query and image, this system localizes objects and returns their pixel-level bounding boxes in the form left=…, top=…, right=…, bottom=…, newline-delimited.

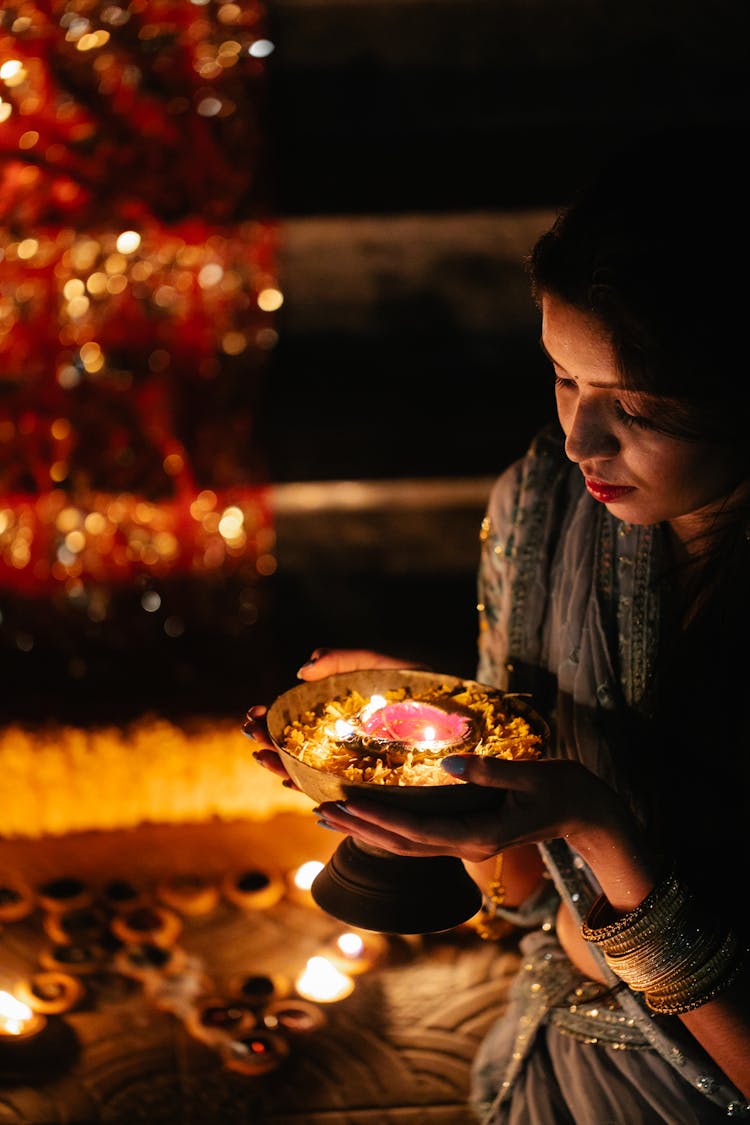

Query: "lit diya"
left=294, top=955, right=355, bottom=1003
left=0, top=990, right=47, bottom=1043
left=320, top=929, right=388, bottom=975
left=285, top=860, right=325, bottom=908
left=264, top=670, right=548, bottom=934
left=221, top=1028, right=290, bottom=1076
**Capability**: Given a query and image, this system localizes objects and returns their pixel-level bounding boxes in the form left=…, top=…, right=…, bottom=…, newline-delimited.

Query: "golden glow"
left=17, top=239, right=39, bottom=260
left=295, top=957, right=354, bottom=1003
left=257, top=287, right=283, bottom=312
left=0, top=59, right=26, bottom=85
left=63, top=279, right=86, bottom=300
left=221, top=331, right=246, bottom=355
left=116, top=230, right=141, bottom=255
left=0, top=991, right=37, bottom=1037
left=76, top=30, right=111, bottom=51
left=292, top=861, right=324, bottom=891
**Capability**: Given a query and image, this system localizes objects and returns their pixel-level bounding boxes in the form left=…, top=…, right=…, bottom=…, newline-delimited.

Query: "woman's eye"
left=613, top=400, right=654, bottom=430
left=553, top=375, right=575, bottom=391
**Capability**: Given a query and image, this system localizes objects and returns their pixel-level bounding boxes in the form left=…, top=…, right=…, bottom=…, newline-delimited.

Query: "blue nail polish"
left=316, top=819, right=338, bottom=832
left=442, top=755, right=467, bottom=777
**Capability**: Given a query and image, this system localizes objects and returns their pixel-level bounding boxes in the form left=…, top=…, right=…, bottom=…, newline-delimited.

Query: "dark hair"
left=527, top=124, right=750, bottom=446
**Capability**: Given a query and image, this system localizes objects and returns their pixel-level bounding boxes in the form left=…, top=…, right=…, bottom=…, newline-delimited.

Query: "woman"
left=245, top=126, right=750, bottom=1123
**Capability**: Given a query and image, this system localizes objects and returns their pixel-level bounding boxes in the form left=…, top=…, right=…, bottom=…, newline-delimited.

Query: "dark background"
left=4, top=0, right=749, bottom=724
left=258, top=0, right=750, bottom=693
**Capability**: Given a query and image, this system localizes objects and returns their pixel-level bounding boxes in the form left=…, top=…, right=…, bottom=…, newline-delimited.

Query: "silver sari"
left=470, top=423, right=749, bottom=1123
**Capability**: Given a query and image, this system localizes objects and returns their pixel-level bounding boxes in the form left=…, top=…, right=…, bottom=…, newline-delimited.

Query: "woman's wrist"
left=565, top=800, right=659, bottom=912
left=582, top=865, right=748, bottom=1016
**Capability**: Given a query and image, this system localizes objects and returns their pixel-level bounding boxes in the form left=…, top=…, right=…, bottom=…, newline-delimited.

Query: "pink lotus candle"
left=359, top=699, right=474, bottom=752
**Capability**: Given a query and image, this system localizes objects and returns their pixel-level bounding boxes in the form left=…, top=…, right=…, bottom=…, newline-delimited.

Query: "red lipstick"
left=585, top=479, right=635, bottom=504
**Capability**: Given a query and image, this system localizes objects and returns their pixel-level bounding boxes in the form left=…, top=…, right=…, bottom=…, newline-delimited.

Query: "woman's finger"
left=315, top=809, right=451, bottom=858
left=250, top=747, right=291, bottom=780
left=315, top=798, right=502, bottom=862
left=441, top=754, right=551, bottom=791
left=296, top=648, right=426, bottom=681
left=242, top=710, right=276, bottom=753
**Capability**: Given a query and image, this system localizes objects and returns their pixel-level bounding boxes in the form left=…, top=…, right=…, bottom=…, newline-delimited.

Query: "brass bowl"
left=264, top=669, right=549, bottom=934
left=266, top=669, right=549, bottom=814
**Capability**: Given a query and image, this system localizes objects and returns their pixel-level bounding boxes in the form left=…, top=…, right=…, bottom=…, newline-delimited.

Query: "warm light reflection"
left=294, top=956, right=354, bottom=1003
left=0, top=990, right=46, bottom=1038
left=323, top=928, right=388, bottom=975
left=115, top=229, right=141, bottom=254
left=336, top=932, right=365, bottom=959
left=292, top=861, right=324, bottom=892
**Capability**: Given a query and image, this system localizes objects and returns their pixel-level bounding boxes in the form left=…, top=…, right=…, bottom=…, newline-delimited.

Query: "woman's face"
left=541, top=293, right=739, bottom=539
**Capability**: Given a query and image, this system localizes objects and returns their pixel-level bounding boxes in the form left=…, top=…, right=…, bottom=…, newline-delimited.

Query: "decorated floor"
left=0, top=817, right=519, bottom=1125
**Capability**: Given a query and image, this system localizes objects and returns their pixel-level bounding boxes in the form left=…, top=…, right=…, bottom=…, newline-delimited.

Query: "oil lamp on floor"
left=0, top=990, right=48, bottom=1045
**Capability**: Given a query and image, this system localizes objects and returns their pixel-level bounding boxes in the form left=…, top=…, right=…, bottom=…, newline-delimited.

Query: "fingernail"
left=316, top=819, right=338, bottom=832
left=296, top=647, right=331, bottom=675
left=442, top=755, right=468, bottom=777
left=313, top=802, right=346, bottom=817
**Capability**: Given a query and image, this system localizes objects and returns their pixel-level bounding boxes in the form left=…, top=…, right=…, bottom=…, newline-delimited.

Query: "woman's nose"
left=563, top=400, right=619, bottom=464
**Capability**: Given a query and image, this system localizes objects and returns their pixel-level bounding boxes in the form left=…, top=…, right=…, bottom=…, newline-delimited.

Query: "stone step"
left=264, top=208, right=558, bottom=481
left=272, top=474, right=494, bottom=572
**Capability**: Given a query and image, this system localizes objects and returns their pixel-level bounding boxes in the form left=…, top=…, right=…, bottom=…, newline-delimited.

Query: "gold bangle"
left=645, top=945, right=749, bottom=1015
left=582, top=867, right=682, bottom=947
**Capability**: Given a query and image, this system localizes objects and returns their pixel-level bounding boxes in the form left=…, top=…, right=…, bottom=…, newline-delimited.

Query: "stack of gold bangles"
left=581, top=866, right=748, bottom=1015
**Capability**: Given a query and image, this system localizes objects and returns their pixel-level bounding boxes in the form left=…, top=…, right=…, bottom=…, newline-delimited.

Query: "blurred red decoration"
left=0, top=0, right=278, bottom=597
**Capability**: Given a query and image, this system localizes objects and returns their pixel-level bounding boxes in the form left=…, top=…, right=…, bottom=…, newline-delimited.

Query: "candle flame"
left=292, top=860, right=324, bottom=891
left=336, top=932, right=365, bottom=959
left=360, top=695, right=387, bottom=721
left=0, top=990, right=34, bottom=1035
left=332, top=719, right=354, bottom=739
left=295, top=956, right=354, bottom=1002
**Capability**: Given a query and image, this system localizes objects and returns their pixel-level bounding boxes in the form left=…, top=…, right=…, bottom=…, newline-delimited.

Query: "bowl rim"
left=265, top=668, right=549, bottom=796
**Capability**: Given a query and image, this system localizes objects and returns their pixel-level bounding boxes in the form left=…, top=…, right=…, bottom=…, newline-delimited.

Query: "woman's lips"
left=585, top=479, right=636, bottom=504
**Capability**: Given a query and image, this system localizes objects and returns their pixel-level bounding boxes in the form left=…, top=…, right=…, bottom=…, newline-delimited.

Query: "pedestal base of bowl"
left=311, top=836, right=482, bottom=935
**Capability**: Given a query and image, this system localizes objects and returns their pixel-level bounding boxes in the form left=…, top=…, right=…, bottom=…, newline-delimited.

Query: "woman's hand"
left=295, top=647, right=427, bottom=682
left=310, top=755, right=596, bottom=862
left=311, top=754, right=657, bottom=908
left=242, top=704, right=290, bottom=781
